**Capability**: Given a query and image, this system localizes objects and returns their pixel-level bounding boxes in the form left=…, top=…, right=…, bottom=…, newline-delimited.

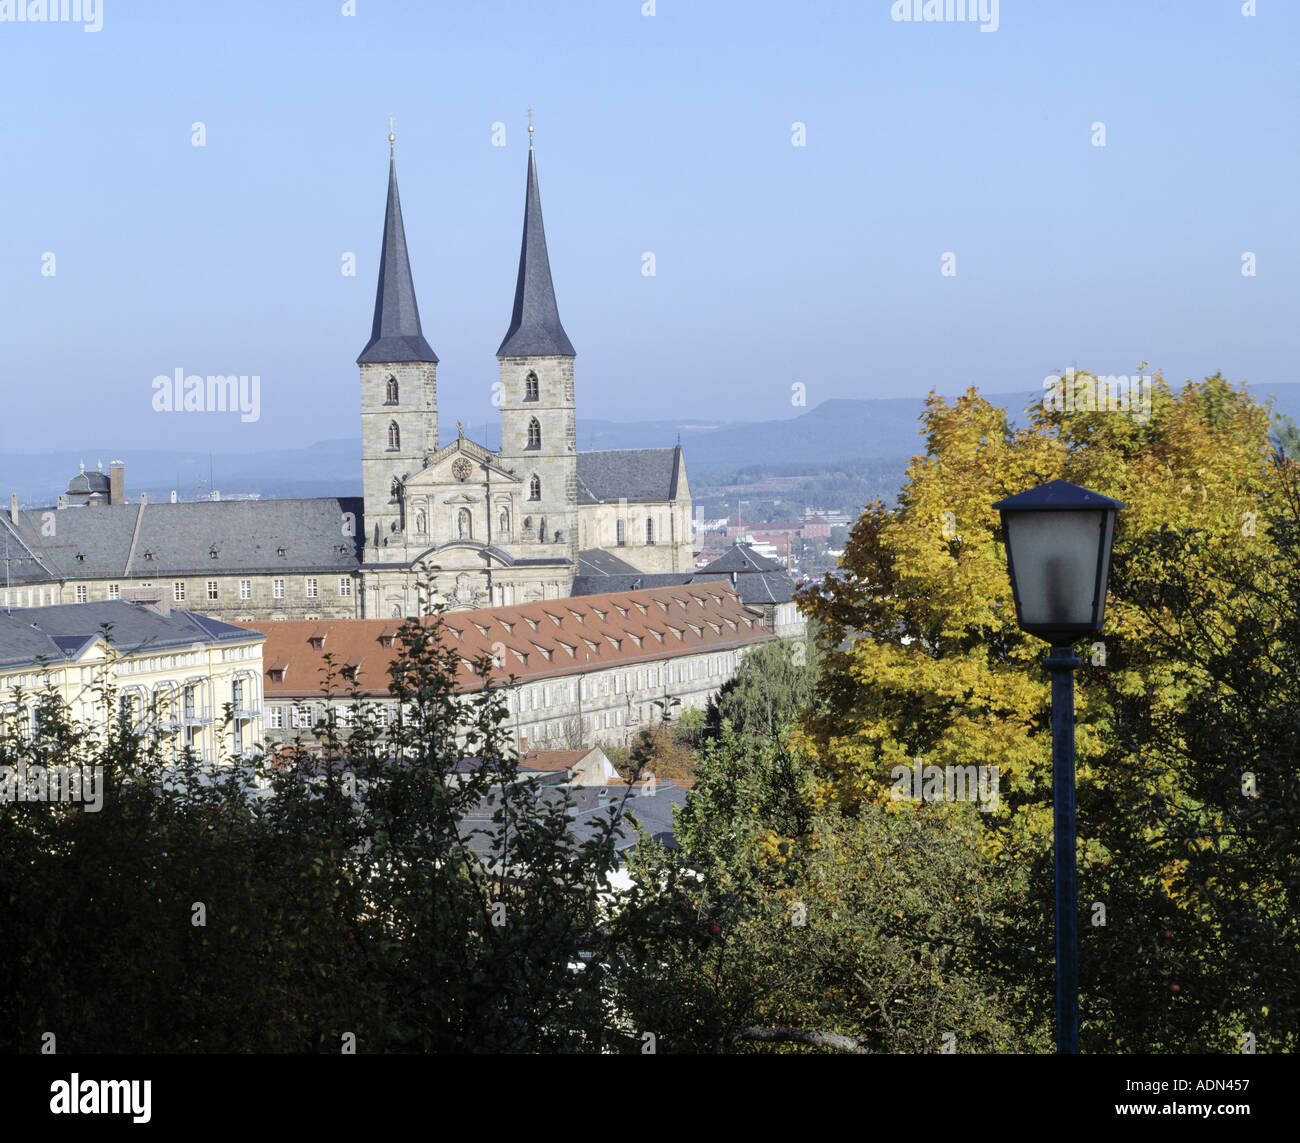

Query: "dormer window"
left=308, top=635, right=325, bottom=651
left=268, top=668, right=285, bottom=684
left=385, top=376, right=399, bottom=404
left=209, top=548, right=219, bottom=560
left=277, top=547, right=287, bottom=558
left=524, top=371, right=539, bottom=402
left=378, top=633, right=396, bottom=649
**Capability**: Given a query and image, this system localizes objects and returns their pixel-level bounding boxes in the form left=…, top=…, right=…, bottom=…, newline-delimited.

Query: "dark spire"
left=357, top=153, right=437, bottom=364
left=497, top=142, right=575, bottom=358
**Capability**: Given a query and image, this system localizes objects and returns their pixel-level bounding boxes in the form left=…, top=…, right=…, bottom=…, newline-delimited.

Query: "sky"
left=0, top=0, right=1296, bottom=454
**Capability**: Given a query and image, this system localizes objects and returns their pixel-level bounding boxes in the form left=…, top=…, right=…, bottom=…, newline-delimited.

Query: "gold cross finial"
left=527, top=105, right=534, bottom=146
left=388, top=115, right=395, bottom=157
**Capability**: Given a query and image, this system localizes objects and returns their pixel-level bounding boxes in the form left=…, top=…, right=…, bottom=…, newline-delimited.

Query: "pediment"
left=404, top=438, right=521, bottom=491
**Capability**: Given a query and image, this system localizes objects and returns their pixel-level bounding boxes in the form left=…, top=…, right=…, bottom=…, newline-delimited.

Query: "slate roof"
left=570, top=570, right=796, bottom=607
left=570, top=573, right=693, bottom=596
left=496, top=145, right=575, bottom=358
left=357, top=157, right=438, bottom=364
left=571, top=543, right=797, bottom=607
left=576, top=548, right=642, bottom=576
left=698, top=544, right=783, bottom=574
left=577, top=447, right=681, bottom=504
left=692, top=570, right=795, bottom=606
left=2, top=499, right=365, bottom=580
left=246, top=582, right=774, bottom=698
left=0, top=601, right=263, bottom=671
left=68, top=470, right=110, bottom=495
left=460, top=780, right=689, bottom=858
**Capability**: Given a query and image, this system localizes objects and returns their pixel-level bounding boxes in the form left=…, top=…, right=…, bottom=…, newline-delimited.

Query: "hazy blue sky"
left=1, top=0, right=1295, bottom=454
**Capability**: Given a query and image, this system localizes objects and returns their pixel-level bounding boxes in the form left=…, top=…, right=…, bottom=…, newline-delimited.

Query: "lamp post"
left=992, top=479, right=1124, bottom=1054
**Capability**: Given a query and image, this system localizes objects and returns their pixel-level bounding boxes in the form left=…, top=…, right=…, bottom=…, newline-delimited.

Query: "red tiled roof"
left=519, top=749, right=591, bottom=771
left=240, top=583, right=773, bottom=699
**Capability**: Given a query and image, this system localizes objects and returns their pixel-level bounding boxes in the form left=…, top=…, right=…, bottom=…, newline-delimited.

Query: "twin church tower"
left=355, top=126, right=691, bottom=617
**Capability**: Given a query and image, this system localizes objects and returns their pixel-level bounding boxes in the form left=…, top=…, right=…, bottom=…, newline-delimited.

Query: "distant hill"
left=6, top=382, right=1297, bottom=506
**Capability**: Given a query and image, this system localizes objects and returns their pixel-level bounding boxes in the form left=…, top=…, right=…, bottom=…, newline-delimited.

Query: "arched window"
left=616, top=519, right=625, bottom=547
left=385, top=377, right=399, bottom=404
left=387, top=421, right=400, bottom=450
left=539, top=517, right=547, bottom=543
left=525, top=371, right=539, bottom=402
left=646, top=517, right=655, bottom=545
left=529, top=475, right=541, bottom=501
left=457, top=508, right=471, bottom=540
left=527, top=417, right=541, bottom=449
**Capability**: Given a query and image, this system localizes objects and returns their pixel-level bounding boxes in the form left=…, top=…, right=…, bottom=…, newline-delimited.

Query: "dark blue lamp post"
left=992, top=479, right=1124, bottom=1054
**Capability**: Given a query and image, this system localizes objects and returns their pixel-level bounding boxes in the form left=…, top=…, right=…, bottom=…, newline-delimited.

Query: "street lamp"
left=992, top=479, right=1124, bottom=1055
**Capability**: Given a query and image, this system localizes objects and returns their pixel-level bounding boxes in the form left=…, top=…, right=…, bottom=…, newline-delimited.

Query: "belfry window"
left=616, top=519, right=625, bottom=547
left=525, top=371, right=539, bottom=402
left=529, top=475, right=541, bottom=501
left=646, top=517, right=655, bottom=545
left=387, top=421, right=400, bottom=450
left=527, top=417, right=541, bottom=449
left=385, top=377, right=399, bottom=404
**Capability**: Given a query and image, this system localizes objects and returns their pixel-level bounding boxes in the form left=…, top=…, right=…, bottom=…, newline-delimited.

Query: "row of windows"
left=390, top=371, right=542, bottom=407
left=387, top=417, right=546, bottom=453
left=262, top=651, right=745, bottom=731
left=170, top=577, right=353, bottom=603
left=614, top=519, right=655, bottom=546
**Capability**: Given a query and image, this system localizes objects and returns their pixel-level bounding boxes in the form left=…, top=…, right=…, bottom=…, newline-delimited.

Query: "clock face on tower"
left=451, top=457, right=473, bottom=482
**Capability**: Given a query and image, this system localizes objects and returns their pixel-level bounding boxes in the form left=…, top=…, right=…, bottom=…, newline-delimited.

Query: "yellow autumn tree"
left=792, top=370, right=1292, bottom=1049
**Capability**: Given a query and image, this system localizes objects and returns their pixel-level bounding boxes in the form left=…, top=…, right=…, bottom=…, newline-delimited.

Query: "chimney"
left=9, top=493, right=17, bottom=524
left=170, top=490, right=178, bottom=504
left=57, top=494, right=67, bottom=510
left=109, top=461, right=125, bottom=506
left=139, top=491, right=147, bottom=506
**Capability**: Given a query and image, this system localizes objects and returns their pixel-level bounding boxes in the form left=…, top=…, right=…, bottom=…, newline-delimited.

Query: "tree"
left=0, top=598, right=658, bottom=1052
left=791, top=372, right=1293, bottom=1050
left=705, top=635, right=819, bottom=746
left=616, top=726, right=1046, bottom=1052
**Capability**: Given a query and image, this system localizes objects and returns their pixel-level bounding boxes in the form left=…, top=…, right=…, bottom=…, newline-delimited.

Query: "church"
left=357, top=123, right=692, bottom=616
left=1, top=129, right=694, bottom=622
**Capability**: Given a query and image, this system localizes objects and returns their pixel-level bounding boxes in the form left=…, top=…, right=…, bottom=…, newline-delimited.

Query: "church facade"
left=0, top=137, right=693, bottom=623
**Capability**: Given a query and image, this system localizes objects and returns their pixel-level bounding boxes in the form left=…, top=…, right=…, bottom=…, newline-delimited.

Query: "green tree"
left=0, top=599, right=657, bottom=1053
left=705, top=634, right=820, bottom=746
